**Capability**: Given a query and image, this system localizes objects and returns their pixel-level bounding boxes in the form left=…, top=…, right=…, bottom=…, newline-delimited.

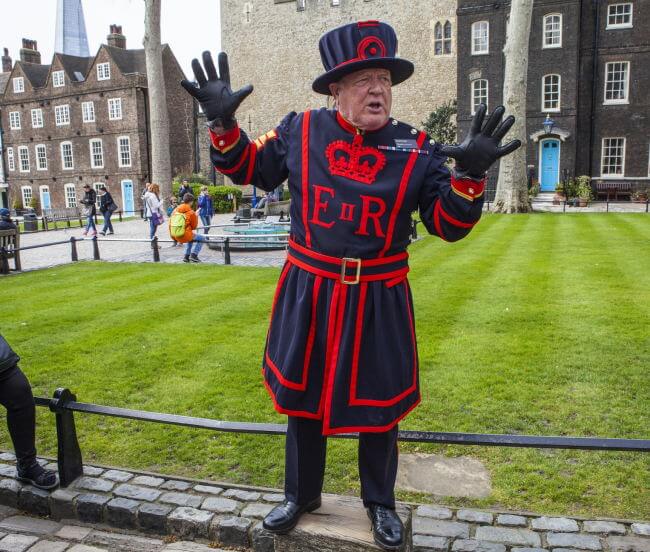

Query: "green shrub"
left=576, top=175, right=592, bottom=199
left=171, top=183, right=242, bottom=213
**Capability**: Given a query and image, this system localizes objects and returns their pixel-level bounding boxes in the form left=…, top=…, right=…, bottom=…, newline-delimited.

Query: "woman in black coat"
left=79, top=184, right=97, bottom=236
left=98, top=185, right=116, bottom=235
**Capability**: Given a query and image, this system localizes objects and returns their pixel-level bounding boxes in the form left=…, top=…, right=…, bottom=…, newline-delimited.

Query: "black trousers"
left=284, top=416, right=398, bottom=508
left=0, top=366, right=36, bottom=470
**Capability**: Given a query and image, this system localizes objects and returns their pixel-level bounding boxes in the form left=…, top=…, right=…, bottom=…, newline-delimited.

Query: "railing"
left=34, top=388, right=650, bottom=488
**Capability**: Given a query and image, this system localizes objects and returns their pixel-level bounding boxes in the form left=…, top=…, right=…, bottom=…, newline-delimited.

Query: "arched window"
left=471, top=79, right=488, bottom=114
left=434, top=21, right=453, bottom=55
left=543, top=13, right=562, bottom=48
left=443, top=21, right=452, bottom=54
left=471, top=21, right=489, bottom=54
left=542, top=74, right=561, bottom=111
left=434, top=22, right=443, bottom=55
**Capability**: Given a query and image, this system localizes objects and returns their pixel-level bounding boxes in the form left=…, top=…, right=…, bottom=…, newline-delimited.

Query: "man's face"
left=329, top=68, right=392, bottom=132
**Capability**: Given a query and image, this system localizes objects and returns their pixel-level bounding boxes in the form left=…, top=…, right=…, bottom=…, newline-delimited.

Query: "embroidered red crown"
left=325, top=140, right=386, bottom=184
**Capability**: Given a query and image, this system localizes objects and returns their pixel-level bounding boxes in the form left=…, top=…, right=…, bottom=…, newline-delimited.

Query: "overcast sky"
left=0, top=0, right=221, bottom=79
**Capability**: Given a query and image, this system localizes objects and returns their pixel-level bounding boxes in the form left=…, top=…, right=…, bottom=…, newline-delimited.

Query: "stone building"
left=0, top=28, right=195, bottom=213
left=220, top=0, right=458, bottom=140
left=456, top=0, right=650, bottom=193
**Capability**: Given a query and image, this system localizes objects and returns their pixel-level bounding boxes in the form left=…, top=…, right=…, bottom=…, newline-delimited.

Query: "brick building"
left=456, top=0, right=650, bottom=193
left=0, top=28, right=195, bottom=214
left=220, top=0, right=458, bottom=140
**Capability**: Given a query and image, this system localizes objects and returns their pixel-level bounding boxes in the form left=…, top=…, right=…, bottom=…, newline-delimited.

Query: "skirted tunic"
left=210, top=108, right=485, bottom=435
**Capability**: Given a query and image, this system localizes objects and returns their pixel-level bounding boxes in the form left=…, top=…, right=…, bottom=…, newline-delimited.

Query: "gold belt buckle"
left=340, top=257, right=361, bottom=285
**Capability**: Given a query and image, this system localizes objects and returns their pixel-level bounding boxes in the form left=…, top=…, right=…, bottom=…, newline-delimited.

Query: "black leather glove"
left=180, top=51, right=253, bottom=131
left=440, top=104, right=521, bottom=180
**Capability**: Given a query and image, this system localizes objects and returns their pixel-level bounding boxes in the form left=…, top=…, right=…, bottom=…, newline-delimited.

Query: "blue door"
left=122, top=180, right=134, bottom=215
left=40, top=186, right=51, bottom=210
left=540, top=139, right=560, bottom=192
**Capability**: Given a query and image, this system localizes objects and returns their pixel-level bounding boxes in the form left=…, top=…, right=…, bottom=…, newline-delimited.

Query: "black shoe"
left=367, top=504, right=404, bottom=550
left=16, top=462, right=58, bottom=490
left=262, top=497, right=321, bottom=534
left=189, top=253, right=201, bottom=263
left=183, top=255, right=190, bottom=263
left=99, top=231, right=106, bottom=236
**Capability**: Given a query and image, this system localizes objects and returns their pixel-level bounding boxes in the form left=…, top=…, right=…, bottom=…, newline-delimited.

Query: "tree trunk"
left=493, top=0, right=533, bottom=213
left=143, top=0, right=172, bottom=200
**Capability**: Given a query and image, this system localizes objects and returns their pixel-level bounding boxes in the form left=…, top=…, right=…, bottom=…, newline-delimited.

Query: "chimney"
left=2, top=48, right=12, bottom=73
left=20, top=38, right=41, bottom=64
left=107, top=24, right=126, bottom=49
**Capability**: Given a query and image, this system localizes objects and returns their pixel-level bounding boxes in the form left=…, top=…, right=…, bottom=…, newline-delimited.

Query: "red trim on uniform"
left=349, top=282, right=368, bottom=404
left=336, top=111, right=357, bottom=135
left=302, top=276, right=322, bottom=389
left=358, top=20, right=379, bottom=27
left=323, top=283, right=348, bottom=434
left=437, top=202, right=477, bottom=229
left=378, top=131, right=426, bottom=257
left=322, top=395, right=421, bottom=436
left=262, top=375, right=322, bottom=420
left=451, top=174, right=486, bottom=199
left=218, top=143, right=253, bottom=175
left=433, top=200, right=449, bottom=242
left=243, top=142, right=257, bottom=185
left=302, top=111, right=312, bottom=247
left=287, top=254, right=409, bottom=283
left=266, top=352, right=305, bottom=391
left=209, top=126, right=241, bottom=152
left=384, top=274, right=407, bottom=288
left=289, top=238, right=407, bottom=266
left=318, top=282, right=341, bottom=417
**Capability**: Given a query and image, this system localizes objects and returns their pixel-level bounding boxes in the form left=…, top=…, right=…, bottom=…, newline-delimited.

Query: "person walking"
left=98, top=185, right=116, bottom=235
left=143, top=183, right=164, bottom=245
left=182, top=20, right=520, bottom=551
left=79, top=184, right=97, bottom=237
left=169, top=193, right=208, bottom=262
left=197, top=186, right=213, bottom=234
left=0, top=334, right=58, bottom=490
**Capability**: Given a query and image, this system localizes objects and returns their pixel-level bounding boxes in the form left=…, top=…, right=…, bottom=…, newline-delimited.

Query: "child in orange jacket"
left=170, top=193, right=208, bottom=263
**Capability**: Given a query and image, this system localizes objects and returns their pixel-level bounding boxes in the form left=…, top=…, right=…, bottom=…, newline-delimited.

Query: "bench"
left=594, top=182, right=632, bottom=201
left=0, top=228, right=21, bottom=273
left=43, top=207, right=83, bottom=230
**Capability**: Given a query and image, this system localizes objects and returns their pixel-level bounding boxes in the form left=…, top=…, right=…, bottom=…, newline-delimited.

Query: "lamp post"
left=543, top=114, right=555, bottom=135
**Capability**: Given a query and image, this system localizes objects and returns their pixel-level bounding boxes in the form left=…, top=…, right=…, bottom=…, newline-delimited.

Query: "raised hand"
left=440, top=104, right=521, bottom=180
left=180, top=51, right=253, bottom=130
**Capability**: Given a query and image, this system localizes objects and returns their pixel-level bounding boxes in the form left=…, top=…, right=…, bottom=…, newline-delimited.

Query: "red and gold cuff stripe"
left=451, top=174, right=485, bottom=201
left=253, top=129, right=278, bottom=151
left=433, top=200, right=479, bottom=241
left=209, top=126, right=241, bottom=153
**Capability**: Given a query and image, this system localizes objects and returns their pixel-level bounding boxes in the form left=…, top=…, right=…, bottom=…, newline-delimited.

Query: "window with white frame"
left=13, top=77, right=24, bottom=93
left=35, top=144, right=47, bottom=170
left=471, top=21, right=489, bottom=55
left=21, top=186, right=33, bottom=208
left=61, top=142, right=74, bottom=170
left=97, top=63, right=111, bottom=80
left=108, top=98, right=122, bottom=120
left=542, top=74, right=561, bottom=111
left=82, top=101, right=95, bottom=123
left=93, top=183, right=104, bottom=208
left=52, top=70, right=65, bottom=87
left=9, top=111, right=21, bottom=130
left=18, top=146, right=30, bottom=172
left=601, top=137, right=625, bottom=176
left=434, top=21, right=453, bottom=55
left=31, top=108, right=44, bottom=128
left=471, top=79, right=488, bottom=114
left=65, top=184, right=77, bottom=207
left=55, top=104, right=71, bottom=125
left=607, top=3, right=633, bottom=29
left=543, top=14, right=562, bottom=48
left=118, top=136, right=131, bottom=167
left=604, top=61, right=629, bottom=104
left=89, top=139, right=104, bottom=168
left=7, top=148, right=15, bottom=171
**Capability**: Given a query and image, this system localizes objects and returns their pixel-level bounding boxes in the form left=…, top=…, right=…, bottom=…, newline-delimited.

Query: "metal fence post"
left=49, top=388, right=83, bottom=487
left=562, top=200, right=566, bottom=213
left=152, top=237, right=160, bottom=262
left=0, top=247, right=9, bottom=275
left=70, top=237, right=78, bottom=262
left=606, top=199, right=609, bottom=213
left=92, top=236, right=100, bottom=260
left=646, top=200, right=649, bottom=213
left=224, top=237, right=231, bottom=265
left=119, top=210, right=123, bottom=222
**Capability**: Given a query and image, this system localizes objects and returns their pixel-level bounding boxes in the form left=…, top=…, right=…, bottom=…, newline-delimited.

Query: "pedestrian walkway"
left=14, top=214, right=287, bottom=272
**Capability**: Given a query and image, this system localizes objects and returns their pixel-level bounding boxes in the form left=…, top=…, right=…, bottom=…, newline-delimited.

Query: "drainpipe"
left=193, top=99, right=200, bottom=174
left=588, top=0, right=600, bottom=178
left=141, top=88, right=152, bottom=184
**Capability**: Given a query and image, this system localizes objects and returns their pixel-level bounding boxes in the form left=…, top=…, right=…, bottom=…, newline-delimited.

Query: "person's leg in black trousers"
left=359, top=426, right=404, bottom=550
left=263, top=416, right=326, bottom=533
left=0, top=366, right=57, bottom=489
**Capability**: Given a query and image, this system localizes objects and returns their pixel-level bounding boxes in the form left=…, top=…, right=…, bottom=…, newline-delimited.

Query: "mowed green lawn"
left=0, top=213, right=648, bottom=519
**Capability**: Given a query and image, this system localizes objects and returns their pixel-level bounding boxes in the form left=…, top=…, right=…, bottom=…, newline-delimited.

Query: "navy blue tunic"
left=211, top=108, right=485, bottom=435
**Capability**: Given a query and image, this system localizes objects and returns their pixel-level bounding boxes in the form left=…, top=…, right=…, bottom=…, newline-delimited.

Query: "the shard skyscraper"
left=54, top=0, right=90, bottom=57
